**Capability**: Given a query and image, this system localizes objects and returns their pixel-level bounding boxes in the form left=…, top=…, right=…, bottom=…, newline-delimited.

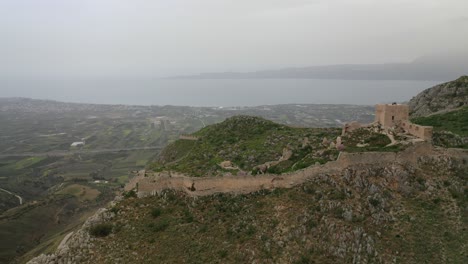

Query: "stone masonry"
left=344, top=104, right=433, bottom=141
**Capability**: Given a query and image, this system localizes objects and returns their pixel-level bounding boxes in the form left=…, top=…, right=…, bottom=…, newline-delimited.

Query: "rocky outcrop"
left=27, top=198, right=120, bottom=264
left=408, top=76, right=468, bottom=117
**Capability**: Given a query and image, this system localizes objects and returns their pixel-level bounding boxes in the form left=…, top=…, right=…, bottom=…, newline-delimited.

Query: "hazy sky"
left=1, top=0, right=468, bottom=78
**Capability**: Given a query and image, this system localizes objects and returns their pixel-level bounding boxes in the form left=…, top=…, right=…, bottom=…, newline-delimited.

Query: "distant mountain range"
left=174, top=54, right=468, bottom=81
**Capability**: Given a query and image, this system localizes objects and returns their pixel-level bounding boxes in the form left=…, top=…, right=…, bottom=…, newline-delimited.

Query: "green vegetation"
left=412, top=107, right=468, bottom=136
left=57, top=184, right=101, bottom=201
left=150, top=116, right=341, bottom=176
left=0, top=149, right=156, bottom=263
left=151, top=207, right=162, bottom=218
left=89, top=223, right=113, bottom=237
left=342, top=128, right=403, bottom=152
left=13, top=157, right=47, bottom=170
left=412, top=107, right=468, bottom=148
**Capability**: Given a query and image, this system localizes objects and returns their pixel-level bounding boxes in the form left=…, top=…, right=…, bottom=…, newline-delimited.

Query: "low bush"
left=89, top=223, right=113, bottom=237
left=151, top=207, right=162, bottom=218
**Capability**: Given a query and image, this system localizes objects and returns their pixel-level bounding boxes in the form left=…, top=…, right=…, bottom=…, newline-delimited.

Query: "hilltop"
left=409, top=76, right=468, bottom=117
left=150, top=116, right=342, bottom=176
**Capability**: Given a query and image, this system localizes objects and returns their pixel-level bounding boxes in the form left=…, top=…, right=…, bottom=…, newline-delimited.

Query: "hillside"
left=412, top=106, right=468, bottom=148
left=28, top=144, right=468, bottom=264
left=408, top=76, right=468, bottom=117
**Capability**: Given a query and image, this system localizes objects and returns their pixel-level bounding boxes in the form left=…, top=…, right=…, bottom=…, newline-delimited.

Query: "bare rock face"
left=408, top=76, right=468, bottom=117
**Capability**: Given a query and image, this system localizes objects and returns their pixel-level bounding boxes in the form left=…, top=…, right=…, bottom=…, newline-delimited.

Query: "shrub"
left=306, top=219, right=317, bottom=230
left=369, top=198, right=381, bottom=207
left=295, top=255, right=313, bottom=264
left=124, top=190, right=137, bottom=199
left=89, top=223, right=113, bottom=237
left=218, top=250, right=228, bottom=258
left=109, top=207, right=119, bottom=214
left=148, top=219, right=169, bottom=232
left=246, top=225, right=256, bottom=236
left=183, top=208, right=194, bottom=223
left=151, top=207, right=162, bottom=218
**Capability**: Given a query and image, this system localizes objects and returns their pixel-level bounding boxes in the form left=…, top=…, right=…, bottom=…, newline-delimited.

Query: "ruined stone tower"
left=374, top=103, right=433, bottom=141
left=374, top=104, right=409, bottom=128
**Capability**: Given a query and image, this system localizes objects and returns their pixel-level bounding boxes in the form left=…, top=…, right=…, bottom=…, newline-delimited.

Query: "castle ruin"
left=343, top=103, right=433, bottom=141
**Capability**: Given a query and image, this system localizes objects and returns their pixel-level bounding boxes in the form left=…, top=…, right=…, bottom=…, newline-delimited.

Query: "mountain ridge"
left=172, top=55, right=468, bottom=81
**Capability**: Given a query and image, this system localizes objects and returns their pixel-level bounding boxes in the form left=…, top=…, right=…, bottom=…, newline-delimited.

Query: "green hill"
left=412, top=107, right=468, bottom=148
left=150, top=116, right=341, bottom=176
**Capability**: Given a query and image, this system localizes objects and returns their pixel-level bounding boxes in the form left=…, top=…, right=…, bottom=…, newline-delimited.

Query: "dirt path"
left=0, top=187, right=23, bottom=205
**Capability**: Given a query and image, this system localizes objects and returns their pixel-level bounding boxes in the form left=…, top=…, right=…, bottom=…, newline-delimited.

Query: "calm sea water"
left=1, top=79, right=439, bottom=106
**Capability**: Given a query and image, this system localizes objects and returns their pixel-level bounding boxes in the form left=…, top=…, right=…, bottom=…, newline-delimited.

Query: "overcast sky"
left=1, top=0, right=467, bottom=78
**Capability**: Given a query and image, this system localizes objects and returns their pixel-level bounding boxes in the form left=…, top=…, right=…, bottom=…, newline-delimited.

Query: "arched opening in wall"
left=392, top=116, right=395, bottom=121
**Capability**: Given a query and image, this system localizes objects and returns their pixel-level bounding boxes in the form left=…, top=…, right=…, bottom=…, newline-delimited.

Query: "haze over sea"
left=2, top=79, right=438, bottom=107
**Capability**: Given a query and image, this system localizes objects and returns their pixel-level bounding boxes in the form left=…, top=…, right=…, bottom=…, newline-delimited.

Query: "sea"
left=1, top=78, right=440, bottom=107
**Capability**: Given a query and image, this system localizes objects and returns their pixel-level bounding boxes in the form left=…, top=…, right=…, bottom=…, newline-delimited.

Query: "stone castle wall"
left=132, top=143, right=437, bottom=198
left=124, top=170, right=145, bottom=192
left=400, top=120, right=433, bottom=141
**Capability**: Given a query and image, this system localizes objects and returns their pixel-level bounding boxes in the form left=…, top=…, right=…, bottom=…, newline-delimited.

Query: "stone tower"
left=374, top=104, right=409, bottom=128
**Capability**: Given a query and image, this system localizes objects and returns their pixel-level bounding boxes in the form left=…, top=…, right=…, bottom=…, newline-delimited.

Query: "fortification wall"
left=124, top=170, right=145, bottom=192
left=134, top=143, right=439, bottom=198
left=401, top=120, right=433, bottom=141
